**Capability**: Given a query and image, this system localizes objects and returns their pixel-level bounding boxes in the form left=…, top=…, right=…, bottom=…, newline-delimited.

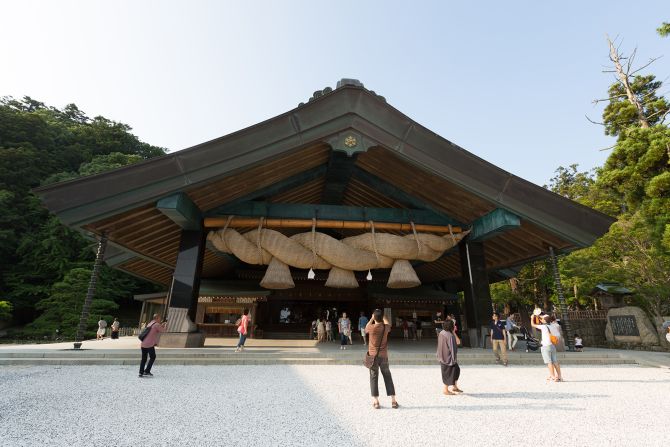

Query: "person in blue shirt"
left=489, top=312, right=508, bottom=366
left=358, top=311, right=369, bottom=345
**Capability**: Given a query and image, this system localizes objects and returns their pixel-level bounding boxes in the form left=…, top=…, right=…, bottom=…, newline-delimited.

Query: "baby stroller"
left=519, top=326, right=540, bottom=352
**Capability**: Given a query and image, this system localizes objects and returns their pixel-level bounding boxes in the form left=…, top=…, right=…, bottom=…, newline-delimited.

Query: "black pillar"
left=459, top=240, right=493, bottom=347
left=168, top=229, right=205, bottom=328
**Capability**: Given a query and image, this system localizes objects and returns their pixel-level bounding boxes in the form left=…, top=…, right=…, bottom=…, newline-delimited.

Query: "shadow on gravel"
left=564, top=379, right=670, bottom=383
left=464, top=392, right=607, bottom=399
left=439, top=403, right=584, bottom=412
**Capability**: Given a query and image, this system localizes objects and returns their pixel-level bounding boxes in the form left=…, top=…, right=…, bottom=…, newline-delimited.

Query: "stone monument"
left=605, top=306, right=659, bottom=346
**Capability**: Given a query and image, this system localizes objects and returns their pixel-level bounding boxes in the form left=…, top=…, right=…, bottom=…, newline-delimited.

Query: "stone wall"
left=569, top=319, right=607, bottom=347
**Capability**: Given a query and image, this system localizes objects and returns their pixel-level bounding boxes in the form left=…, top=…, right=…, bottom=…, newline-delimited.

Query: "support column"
left=459, top=240, right=494, bottom=348
left=161, top=229, right=206, bottom=348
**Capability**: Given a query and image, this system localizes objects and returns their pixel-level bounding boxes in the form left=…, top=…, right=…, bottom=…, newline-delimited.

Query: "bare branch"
left=585, top=114, right=606, bottom=126
left=630, top=56, right=662, bottom=75
left=648, top=107, right=670, bottom=124
left=598, top=144, right=616, bottom=152
left=606, top=36, right=650, bottom=128
left=592, top=93, right=628, bottom=104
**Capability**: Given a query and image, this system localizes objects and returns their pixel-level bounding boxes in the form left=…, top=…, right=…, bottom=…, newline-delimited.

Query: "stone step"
left=0, top=350, right=625, bottom=359
left=0, top=356, right=637, bottom=366
left=262, top=332, right=312, bottom=340
left=0, top=352, right=622, bottom=364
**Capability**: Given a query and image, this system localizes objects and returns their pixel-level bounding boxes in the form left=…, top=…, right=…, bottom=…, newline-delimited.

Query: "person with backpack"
left=531, top=314, right=563, bottom=382
left=235, top=309, right=250, bottom=352
left=138, top=313, right=166, bottom=378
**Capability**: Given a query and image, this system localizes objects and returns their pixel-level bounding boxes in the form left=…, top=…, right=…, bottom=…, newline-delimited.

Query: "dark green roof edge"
left=33, top=82, right=614, bottom=248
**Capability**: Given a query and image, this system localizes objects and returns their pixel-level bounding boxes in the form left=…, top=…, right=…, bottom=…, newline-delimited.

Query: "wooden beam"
left=321, top=151, right=356, bottom=205
left=469, top=208, right=521, bottom=241
left=350, top=167, right=463, bottom=225
left=204, top=165, right=329, bottom=213
left=156, top=192, right=202, bottom=230
left=211, top=201, right=456, bottom=227
left=204, top=216, right=462, bottom=233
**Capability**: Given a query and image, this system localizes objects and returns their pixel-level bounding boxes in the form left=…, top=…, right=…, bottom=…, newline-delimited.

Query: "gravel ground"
left=0, top=364, right=667, bottom=447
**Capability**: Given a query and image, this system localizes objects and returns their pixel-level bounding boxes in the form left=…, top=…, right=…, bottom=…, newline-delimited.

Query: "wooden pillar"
left=459, top=240, right=493, bottom=348
left=167, top=229, right=205, bottom=330
left=250, top=302, right=258, bottom=338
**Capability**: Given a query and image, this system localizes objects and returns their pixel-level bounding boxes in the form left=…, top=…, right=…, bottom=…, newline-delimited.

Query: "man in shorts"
left=531, top=314, right=563, bottom=381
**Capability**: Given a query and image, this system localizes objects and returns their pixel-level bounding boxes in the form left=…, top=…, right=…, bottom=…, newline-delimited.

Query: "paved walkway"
left=0, top=364, right=668, bottom=446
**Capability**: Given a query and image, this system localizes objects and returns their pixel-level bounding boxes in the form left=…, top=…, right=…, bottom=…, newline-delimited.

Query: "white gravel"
left=0, top=364, right=667, bottom=446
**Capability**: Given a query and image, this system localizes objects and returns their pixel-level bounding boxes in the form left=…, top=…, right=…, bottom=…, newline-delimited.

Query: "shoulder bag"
left=363, top=323, right=385, bottom=369
left=138, top=322, right=155, bottom=341
left=547, top=324, right=559, bottom=345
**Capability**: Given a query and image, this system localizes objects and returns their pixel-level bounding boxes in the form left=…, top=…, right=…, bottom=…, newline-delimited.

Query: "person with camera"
left=139, top=313, right=166, bottom=378
left=437, top=319, right=462, bottom=395
left=531, top=314, right=563, bottom=382
left=365, top=309, right=399, bottom=409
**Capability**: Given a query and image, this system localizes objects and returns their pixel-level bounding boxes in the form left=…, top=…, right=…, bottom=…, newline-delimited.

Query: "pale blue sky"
left=1, top=1, right=668, bottom=186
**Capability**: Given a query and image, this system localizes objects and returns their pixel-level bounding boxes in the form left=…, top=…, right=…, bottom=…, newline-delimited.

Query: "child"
left=574, top=334, right=583, bottom=352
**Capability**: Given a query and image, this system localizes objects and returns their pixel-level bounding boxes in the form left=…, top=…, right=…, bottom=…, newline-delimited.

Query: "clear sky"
left=1, top=1, right=668, bottom=186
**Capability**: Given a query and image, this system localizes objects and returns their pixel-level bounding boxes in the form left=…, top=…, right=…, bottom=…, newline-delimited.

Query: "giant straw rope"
left=207, top=221, right=469, bottom=289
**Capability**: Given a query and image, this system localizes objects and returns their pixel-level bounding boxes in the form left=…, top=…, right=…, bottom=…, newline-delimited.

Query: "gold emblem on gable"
left=344, top=135, right=357, bottom=147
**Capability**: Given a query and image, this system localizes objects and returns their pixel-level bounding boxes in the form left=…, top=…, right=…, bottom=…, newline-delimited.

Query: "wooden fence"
left=566, top=310, right=608, bottom=320
left=105, top=327, right=138, bottom=337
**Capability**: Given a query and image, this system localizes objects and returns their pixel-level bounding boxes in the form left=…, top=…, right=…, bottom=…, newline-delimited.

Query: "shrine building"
left=35, top=79, right=614, bottom=347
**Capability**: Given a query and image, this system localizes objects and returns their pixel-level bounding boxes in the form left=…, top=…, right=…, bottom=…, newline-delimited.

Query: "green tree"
left=658, top=22, right=670, bottom=37
left=23, top=268, right=119, bottom=339
left=0, top=301, right=12, bottom=321
left=602, top=75, right=669, bottom=137
left=0, top=96, right=166, bottom=326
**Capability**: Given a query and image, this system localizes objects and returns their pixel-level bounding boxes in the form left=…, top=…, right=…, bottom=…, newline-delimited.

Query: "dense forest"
left=1, top=27, right=669, bottom=340
left=0, top=97, right=165, bottom=338
left=491, top=29, right=670, bottom=322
